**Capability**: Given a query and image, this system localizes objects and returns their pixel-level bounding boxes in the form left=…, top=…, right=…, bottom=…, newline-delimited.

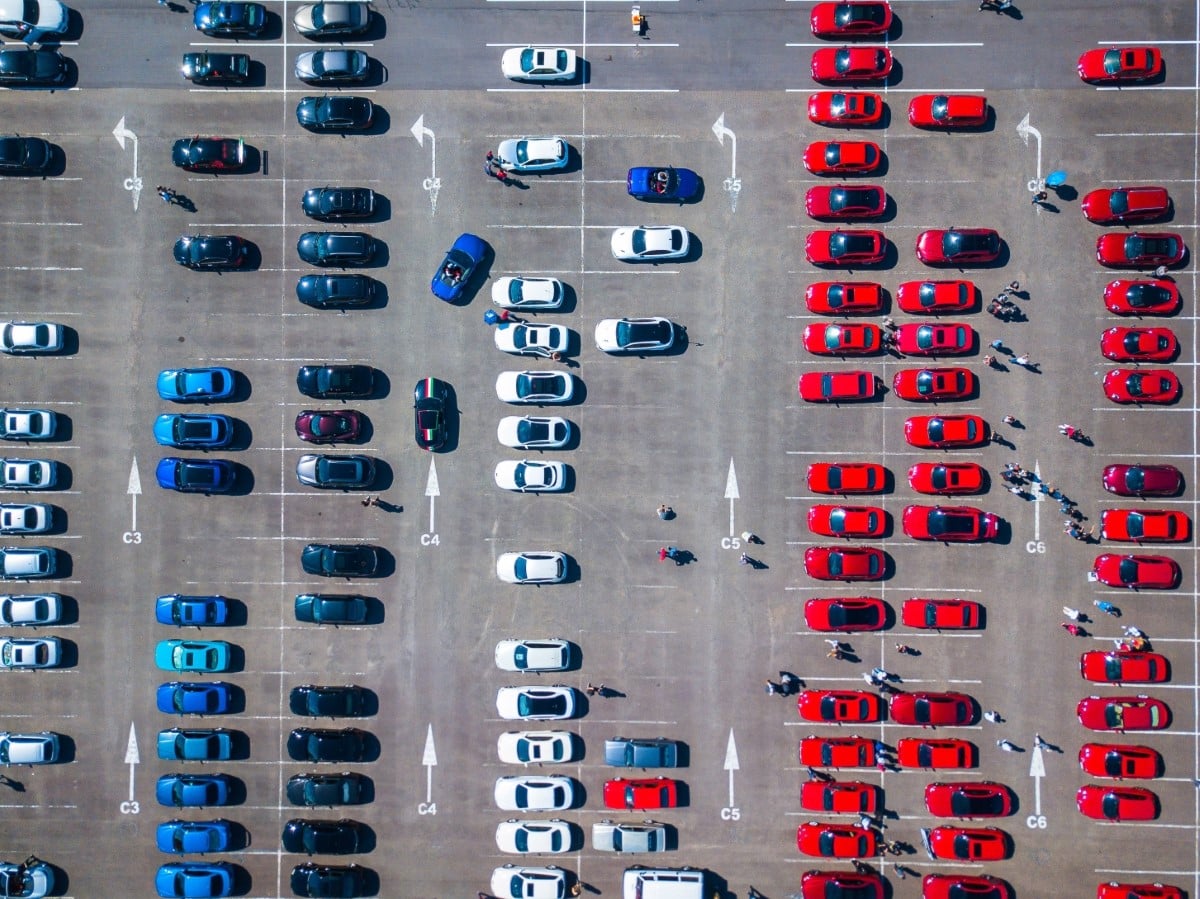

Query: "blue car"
left=430, top=233, right=487, bottom=302
left=155, top=640, right=232, bottom=673
left=155, top=862, right=235, bottom=898
left=627, top=166, right=701, bottom=202
left=156, top=595, right=230, bottom=627
left=157, top=368, right=236, bottom=403
left=156, top=819, right=235, bottom=854
left=156, top=773, right=233, bottom=807
left=153, top=414, right=235, bottom=449
left=156, top=458, right=237, bottom=494
left=157, top=728, right=234, bottom=762
left=157, top=682, right=234, bottom=715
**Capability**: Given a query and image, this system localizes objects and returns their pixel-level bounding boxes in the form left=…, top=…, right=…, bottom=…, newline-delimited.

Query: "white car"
left=497, top=731, right=579, bottom=765
left=496, top=137, right=569, bottom=173
left=497, top=416, right=572, bottom=450
left=592, top=819, right=668, bottom=852
left=0, top=409, right=56, bottom=441
left=0, top=594, right=61, bottom=626
left=497, top=552, right=568, bottom=584
left=495, top=323, right=570, bottom=357
left=0, top=459, right=56, bottom=490
left=496, top=818, right=574, bottom=854
left=495, top=638, right=571, bottom=672
left=0, top=636, right=60, bottom=668
left=611, top=225, right=690, bottom=261
left=595, top=317, right=676, bottom=353
left=495, top=460, right=567, bottom=493
left=0, top=547, right=54, bottom=580
left=490, top=865, right=568, bottom=899
left=0, top=504, right=51, bottom=534
left=492, top=277, right=565, bottom=310
left=496, top=685, right=577, bottom=720
left=496, top=372, right=576, bottom=405
left=0, top=0, right=68, bottom=42
left=494, top=775, right=575, bottom=811
left=0, top=322, right=63, bottom=354
left=501, top=46, right=577, bottom=82
left=0, top=731, right=59, bottom=765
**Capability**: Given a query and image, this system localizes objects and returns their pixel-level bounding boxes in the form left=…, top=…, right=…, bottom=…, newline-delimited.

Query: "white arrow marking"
left=1032, top=459, right=1041, bottom=542
left=421, top=724, right=438, bottom=804
left=425, top=458, right=440, bottom=534
left=724, top=459, right=739, bottom=537
left=723, top=729, right=740, bottom=808
left=113, top=116, right=143, bottom=210
left=410, top=115, right=441, bottom=214
left=124, top=722, right=140, bottom=802
left=1029, top=742, right=1046, bottom=816
left=711, top=113, right=741, bottom=211
left=127, top=458, right=142, bottom=533
left=1016, top=112, right=1044, bottom=192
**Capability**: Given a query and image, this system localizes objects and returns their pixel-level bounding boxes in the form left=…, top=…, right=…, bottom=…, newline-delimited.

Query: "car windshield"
left=831, top=233, right=874, bottom=257
left=1108, top=190, right=1131, bottom=215
left=517, top=375, right=557, bottom=398
left=311, top=415, right=349, bottom=438
left=1101, top=793, right=1121, bottom=818
left=838, top=3, right=883, bottom=25
left=831, top=188, right=872, bottom=212
left=516, top=420, right=549, bottom=443
left=928, top=511, right=974, bottom=535
left=1102, top=50, right=1124, bottom=74
left=320, top=459, right=361, bottom=481
left=618, top=321, right=667, bottom=346
left=518, top=693, right=565, bottom=716
left=1123, top=468, right=1145, bottom=491
left=952, top=793, right=998, bottom=815
left=180, top=464, right=218, bottom=489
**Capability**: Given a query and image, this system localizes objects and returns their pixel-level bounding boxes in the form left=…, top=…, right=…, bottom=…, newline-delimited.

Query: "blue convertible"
left=156, top=368, right=236, bottom=403
left=431, top=233, right=488, bottom=302
left=627, top=166, right=701, bottom=202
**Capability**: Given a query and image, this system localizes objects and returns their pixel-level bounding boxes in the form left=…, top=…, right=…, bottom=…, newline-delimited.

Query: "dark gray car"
left=286, top=772, right=367, bottom=806
left=297, top=232, right=376, bottom=266
left=294, top=593, right=368, bottom=624
left=295, top=454, right=375, bottom=489
left=604, top=737, right=679, bottom=767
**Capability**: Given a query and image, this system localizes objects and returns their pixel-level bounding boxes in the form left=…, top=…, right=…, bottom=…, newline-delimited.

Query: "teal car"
left=155, top=640, right=232, bottom=673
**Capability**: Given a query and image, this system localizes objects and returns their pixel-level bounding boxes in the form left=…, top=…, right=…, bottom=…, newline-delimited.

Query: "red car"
left=1076, top=784, right=1159, bottom=821
left=1102, top=464, right=1182, bottom=497
left=799, top=735, right=876, bottom=768
left=895, top=323, right=974, bottom=356
left=797, top=689, right=884, bottom=723
left=1077, top=47, right=1163, bottom=83
left=805, top=184, right=887, bottom=219
left=923, top=875, right=1012, bottom=899
left=902, top=597, right=981, bottom=629
left=807, top=462, right=887, bottom=494
left=907, top=462, right=985, bottom=494
left=808, top=91, right=884, bottom=127
left=1082, top=186, right=1170, bottom=224
left=1103, top=369, right=1180, bottom=405
left=890, top=691, right=973, bottom=726
left=895, top=279, right=975, bottom=314
left=805, top=596, right=887, bottom=631
left=796, top=821, right=876, bottom=858
left=1101, top=509, right=1189, bottom=542
left=806, top=281, right=884, bottom=315
left=904, top=415, right=988, bottom=448
left=1080, top=649, right=1169, bottom=683
left=1097, top=232, right=1186, bottom=268
left=602, top=777, right=679, bottom=810
left=902, top=505, right=999, bottom=542
left=801, top=870, right=883, bottom=899
left=1077, top=695, right=1170, bottom=731
left=1097, top=884, right=1183, bottom=899
left=806, top=230, right=886, bottom=266
left=1101, top=327, right=1177, bottom=362
left=1078, top=743, right=1162, bottom=779
left=1104, top=279, right=1181, bottom=316
left=907, top=94, right=988, bottom=128
left=803, top=322, right=883, bottom=355
left=1092, top=553, right=1181, bottom=589
left=897, top=738, right=974, bottom=769
left=810, top=46, right=893, bottom=82
left=916, top=229, right=1001, bottom=265
left=800, top=779, right=879, bottom=813
left=804, top=140, right=882, bottom=176
left=798, top=370, right=878, bottom=403
left=808, top=505, right=887, bottom=538
left=924, top=781, right=1013, bottom=818
left=295, top=409, right=363, bottom=443
left=928, top=826, right=1011, bottom=861
left=893, top=367, right=973, bottom=402
left=810, top=1, right=892, bottom=37
left=804, top=546, right=886, bottom=581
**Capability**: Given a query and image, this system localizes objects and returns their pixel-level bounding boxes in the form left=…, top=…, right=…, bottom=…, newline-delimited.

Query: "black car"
left=180, top=51, right=250, bottom=85
left=171, top=137, right=245, bottom=172
left=0, top=135, right=52, bottom=174
left=297, top=232, right=377, bottom=267
left=413, top=377, right=450, bottom=450
left=296, top=95, right=374, bottom=132
left=173, top=235, right=248, bottom=270
left=296, top=274, right=378, bottom=309
left=290, top=862, right=368, bottom=899
left=289, top=684, right=367, bottom=717
left=295, top=454, right=375, bottom=489
left=300, top=544, right=379, bottom=578
left=286, top=772, right=367, bottom=807
left=301, top=187, right=376, bottom=220
left=286, top=727, right=367, bottom=763
left=296, top=365, right=374, bottom=399
left=281, top=818, right=364, bottom=855
left=294, top=593, right=369, bottom=624
left=0, top=48, right=67, bottom=85
left=193, top=1, right=267, bottom=37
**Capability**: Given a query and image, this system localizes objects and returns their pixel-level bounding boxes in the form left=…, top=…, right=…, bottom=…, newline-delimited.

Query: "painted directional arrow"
left=113, top=116, right=143, bottom=209
left=127, top=458, right=141, bottom=537
left=410, top=115, right=441, bottom=215
left=1029, top=742, right=1046, bottom=817
left=711, top=113, right=741, bottom=211
left=723, top=729, right=740, bottom=810
left=125, top=722, right=140, bottom=803
left=425, top=458, right=440, bottom=535
left=1016, top=113, right=1045, bottom=194
left=724, top=459, right=739, bottom=537
left=422, top=724, right=438, bottom=805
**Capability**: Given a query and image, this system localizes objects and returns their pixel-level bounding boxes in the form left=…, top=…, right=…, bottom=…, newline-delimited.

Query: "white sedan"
left=496, top=685, right=577, bottom=720
left=495, top=460, right=567, bottom=492
left=497, top=416, right=572, bottom=450
left=0, top=504, right=51, bottom=534
left=0, top=636, right=60, bottom=669
left=0, top=459, right=56, bottom=490
left=496, top=371, right=577, bottom=405
left=495, top=638, right=571, bottom=672
left=497, top=730, right=579, bottom=765
left=496, top=818, right=574, bottom=854
left=0, top=409, right=56, bottom=441
left=501, top=46, right=577, bottom=82
left=497, top=551, right=568, bottom=584
left=1, top=322, right=63, bottom=354
left=595, top=317, right=676, bottom=353
left=494, top=323, right=570, bottom=357
left=0, top=593, right=61, bottom=626
left=494, top=775, right=575, bottom=811
left=490, top=865, right=567, bottom=899
left=496, top=137, right=569, bottom=173
left=611, top=225, right=690, bottom=261
left=492, top=276, right=565, bottom=310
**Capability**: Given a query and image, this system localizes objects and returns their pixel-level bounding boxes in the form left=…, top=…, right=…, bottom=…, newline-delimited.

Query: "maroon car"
left=1082, top=186, right=1170, bottom=224
left=1096, top=232, right=1186, bottom=268
left=1102, top=464, right=1182, bottom=497
left=295, top=409, right=363, bottom=444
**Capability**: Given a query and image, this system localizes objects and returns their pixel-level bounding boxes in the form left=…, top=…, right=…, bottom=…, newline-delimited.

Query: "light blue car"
left=155, top=773, right=232, bottom=807
left=155, top=640, right=231, bottom=673
left=156, top=728, right=234, bottom=762
left=155, top=861, right=234, bottom=897
left=156, top=368, right=236, bottom=403
left=153, top=414, right=234, bottom=449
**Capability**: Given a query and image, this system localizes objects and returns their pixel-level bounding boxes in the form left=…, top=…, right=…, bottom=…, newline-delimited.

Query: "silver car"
left=495, top=638, right=571, bottom=672
left=500, top=46, right=577, bottom=82
left=294, top=49, right=370, bottom=83
left=494, top=775, right=575, bottom=811
left=497, top=416, right=572, bottom=450
left=496, top=371, right=577, bottom=405
left=497, top=552, right=567, bottom=585
left=496, top=818, right=574, bottom=854
left=0, top=459, right=56, bottom=490
left=495, top=137, right=569, bottom=173
left=0, top=503, right=52, bottom=534
left=496, top=685, right=577, bottom=721
left=0, top=635, right=60, bottom=668
left=0, top=547, right=55, bottom=579
left=611, top=225, right=690, bottom=261
left=0, top=731, right=59, bottom=765
left=292, top=1, right=370, bottom=37
left=491, top=277, right=565, bottom=311
left=592, top=819, right=668, bottom=852
left=0, top=321, right=63, bottom=354
left=0, top=409, right=56, bottom=440
left=494, top=323, right=570, bottom=357
left=494, top=460, right=568, bottom=492
left=0, top=594, right=61, bottom=626
left=497, top=731, right=578, bottom=765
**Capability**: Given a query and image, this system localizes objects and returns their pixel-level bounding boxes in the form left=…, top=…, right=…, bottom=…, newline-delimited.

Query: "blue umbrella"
left=1045, top=170, right=1068, bottom=188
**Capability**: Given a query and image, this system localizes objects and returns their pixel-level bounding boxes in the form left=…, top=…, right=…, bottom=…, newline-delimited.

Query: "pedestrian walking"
left=990, top=339, right=1004, bottom=351
left=586, top=683, right=599, bottom=696
left=895, top=643, right=911, bottom=654
left=873, top=739, right=890, bottom=756
left=858, top=813, right=875, bottom=830
left=739, top=552, right=751, bottom=565
left=824, top=638, right=842, bottom=648
left=1007, top=485, right=1024, bottom=497
left=1153, top=265, right=1169, bottom=279
left=996, top=739, right=1017, bottom=751
left=1034, top=733, right=1047, bottom=749
left=748, top=888, right=766, bottom=899
left=982, top=354, right=994, bottom=367
left=741, top=531, right=759, bottom=544
left=1122, top=625, right=1145, bottom=638
left=983, top=710, right=1001, bottom=723
left=658, top=547, right=669, bottom=562
left=882, top=316, right=897, bottom=331
left=862, top=671, right=877, bottom=686
left=657, top=504, right=672, bottom=520
left=360, top=497, right=371, bottom=507
left=1061, top=622, right=1084, bottom=636
left=1062, top=606, right=1081, bottom=620
left=827, top=647, right=843, bottom=659
left=780, top=672, right=802, bottom=693
left=1007, top=280, right=1020, bottom=293
left=1094, top=599, right=1119, bottom=616
left=1002, top=415, right=1017, bottom=425
left=869, top=666, right=890, bottom=682
left=666, top=546, right=680, bottom=562
left=1010, top=353, right=1031, bottom=367
left=895, top=866, right=907, bottom=880
left=852, top=860, right=870, bottom=874
left=764, top=679, right=781, bottom=695
left=1031, top=190, right=1048, bottom=205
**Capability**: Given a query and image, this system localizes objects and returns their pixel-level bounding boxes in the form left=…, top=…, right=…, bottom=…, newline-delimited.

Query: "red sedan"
left=601, top=777, right=679, bottom=810
left=928, top=826, right=1011, bottom=861
left=1097, top=232, right=1186, bottom=268
left=902, top=505, right=999, bottom=542
left=1104, top=279, right=1181, bottom=316
left=799, top=735, right=876, bottom=768
left=890, top=691, right=973, bottom=726
left=893, top=367, right=974, bottom=402
left=805, top=596, right=887, bottom=631
left=295, top=409, right=363, bottom=443
left=796, top=821, right=876, bottom=858
left=807, top=462, right=887, bottom=494
left=1102, top=464, right=1182, bottom=497
left=1101, top=327, right=1177, bottom=362
left=798, top=370, right=878, bottom=403
left=923, top=875, right=1012, bottom=899
left=1100, top=509, right=1189, bottom=542
left=907, top=462, right=985, bottom=495
left=904, top=415, right=988, bottom=448
left=1080, top=649, right=1169, bottom=683
left=808, top=504, right=887, bottom=538
left=806, top=281, right=884, bottom=315
left=1077, top=47, right=1163, bottom=83
left=804, top=546, right=886, bottom=581
left=806, top=229, right=886, bottom=266
left=805, top=184, right=887, bottom=219
left=895, top=279, right=975, bottom=314
left=1076, top=784, right=1159, bottom=821
left=803, top=322, right=883, bottom=355
left=801, top=870, right=883, bottom=899
left=895, top=323, right=974, bottom=356
left=797, top=689, right=884, bottom=723
left=924, top=781, right=1013, bottom=818
left=1078, top=743, right=1162, bottom=779
left=1093, top=553, right=1181, bottom=589
left=1077, top=695, right=1170, bottom=731
left=901, top=597, right=981, bottom=629
left=916, top=228, right=1001, bottom=265
left=1097, top=884, right=1183, bottom=899
left=1104, top=369, right=1180, bottom=405
left=897, top=738, right=974, bottom=769
left=907, top=94, right=988, bottom=128
left=804, top=140, right=882, bottom=176
left=800, top=779, right=878, bottom=813
left=1082, top=186, right=1170, bottom=224
left=808, top=91, right=884, bottom=127
left=810, top=1, right=892, bottom=38
left=810, top=46, right=893, bottom=82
